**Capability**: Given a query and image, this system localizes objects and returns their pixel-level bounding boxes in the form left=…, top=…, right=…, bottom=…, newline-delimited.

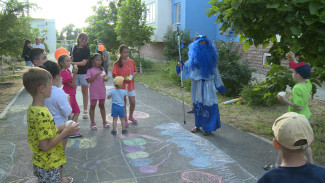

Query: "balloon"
left=98, top=45, right=105, bottom=52
left=55, top=47, right=69, bottom=60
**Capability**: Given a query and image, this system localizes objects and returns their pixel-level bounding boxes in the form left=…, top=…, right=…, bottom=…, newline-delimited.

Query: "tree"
left=85, top=0, right=121, bottom=52
left=115, top=0, right=154, bottom=73
left=207, top=0, right=325, bottom=84
left=0, top=0, right=35, bottom=80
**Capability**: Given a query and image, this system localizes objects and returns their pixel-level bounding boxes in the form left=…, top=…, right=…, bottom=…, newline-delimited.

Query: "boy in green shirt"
left=23, top=67, right=80, bottom=183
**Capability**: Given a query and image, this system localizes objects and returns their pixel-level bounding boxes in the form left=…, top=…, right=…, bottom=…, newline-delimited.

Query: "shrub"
left=163, top=60, right=191, bottom=91
left=133, top=57, right=153, bottom=70
left=216, top=41, right=254, bottom=97
left=163, top=29, right=192, bottom=62
left=241, top=64, right=295, bottom=106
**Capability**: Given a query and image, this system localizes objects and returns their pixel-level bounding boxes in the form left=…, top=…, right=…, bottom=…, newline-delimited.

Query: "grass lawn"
left=136, top=61, right=325, bottom=166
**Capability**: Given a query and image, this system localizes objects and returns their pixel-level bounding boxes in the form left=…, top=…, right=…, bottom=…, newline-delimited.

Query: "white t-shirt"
left=44, top=86, right=72, bottom=126
left=32, top=43, right=45, bottom=50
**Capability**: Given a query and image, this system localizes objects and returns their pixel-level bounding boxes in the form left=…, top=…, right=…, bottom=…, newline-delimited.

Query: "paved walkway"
left=0, top=77, right=279, bottom=183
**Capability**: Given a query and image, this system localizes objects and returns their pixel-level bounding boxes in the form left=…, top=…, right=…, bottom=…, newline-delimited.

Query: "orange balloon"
left=55, top=47, right=69, bottom=60
left=98, top=45, right=105, bottom=52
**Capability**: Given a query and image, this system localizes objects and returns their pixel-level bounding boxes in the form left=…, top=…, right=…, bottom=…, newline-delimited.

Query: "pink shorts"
left=70, top=95, right=80, bottom=114
left=90, top=99, right=105, bottom=106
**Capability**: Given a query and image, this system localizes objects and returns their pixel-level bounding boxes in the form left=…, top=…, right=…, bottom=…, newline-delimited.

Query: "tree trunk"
left=0, top=57, right=4, bottom=81
left=138, top=45, right=142, bottom=74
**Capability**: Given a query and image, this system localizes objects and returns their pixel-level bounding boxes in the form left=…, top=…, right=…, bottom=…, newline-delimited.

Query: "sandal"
left=111, top=130, right=117, bottom=135
left=129, top=117, right=138, bottom=124
left=103, top=121, right=110, bottom=128
left=263, top=164, right=276, bottom=171
left=90, top=122, right=98, bottom=130
left=125, top=120, right=129, bottom=128
left=202, top=131, right=212, bottom=136
left=61, top=177, right=73, bottom=183
left=190, top=127, right=201, bottom=133
left=83, top=110, right=89, bottom=119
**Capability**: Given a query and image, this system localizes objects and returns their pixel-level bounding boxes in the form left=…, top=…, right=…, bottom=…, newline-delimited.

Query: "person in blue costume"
left=176, top=35, right=226, bottom=135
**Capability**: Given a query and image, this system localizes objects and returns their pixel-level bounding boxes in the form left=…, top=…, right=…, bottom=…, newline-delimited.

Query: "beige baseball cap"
left=113, top=76, right=124, bottom=86
left=272, top=112, right=314, bottom=150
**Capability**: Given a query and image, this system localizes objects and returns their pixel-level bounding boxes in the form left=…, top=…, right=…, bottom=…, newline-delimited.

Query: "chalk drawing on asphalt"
left=106, top=111, right=149, bottom=123
left=182, top=171, right=222, bottom=183
left=119, top=134, right=172, bottom=174
left=66, top=136, right=97, bottom=149
left=0, top=141, right=15, bottom=182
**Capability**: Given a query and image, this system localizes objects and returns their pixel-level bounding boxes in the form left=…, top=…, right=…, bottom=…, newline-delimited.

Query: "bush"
left=133, top=57, right=153, bottom=70
left=216, top=41, right=254, bottom=97
left=241, top=64, right=295, bottom=106
left=163, top=29, right=192, bottom=62
left=163, top=60, right=191, bottom=91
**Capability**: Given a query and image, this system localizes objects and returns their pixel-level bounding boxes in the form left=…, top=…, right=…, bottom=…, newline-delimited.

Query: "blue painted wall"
left=172, top=0, right=239, bottom=42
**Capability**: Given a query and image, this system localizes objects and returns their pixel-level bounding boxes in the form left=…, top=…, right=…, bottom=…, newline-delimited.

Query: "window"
left=175, top=3, right=181, bottom=24
left=146, top=3, right=156, bottom=23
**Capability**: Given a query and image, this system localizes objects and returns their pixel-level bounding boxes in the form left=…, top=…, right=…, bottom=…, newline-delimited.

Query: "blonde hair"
left=23, top=67, right=52, bottom=96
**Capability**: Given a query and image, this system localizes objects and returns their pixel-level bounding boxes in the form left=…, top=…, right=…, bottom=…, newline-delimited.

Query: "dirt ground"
left=0, top=78, right=23, bottom=114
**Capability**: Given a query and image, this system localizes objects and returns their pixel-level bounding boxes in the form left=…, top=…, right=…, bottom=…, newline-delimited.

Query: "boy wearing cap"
left=107, top=76, right=128, bottom=135
left=258, top=112, right=325, bottom=183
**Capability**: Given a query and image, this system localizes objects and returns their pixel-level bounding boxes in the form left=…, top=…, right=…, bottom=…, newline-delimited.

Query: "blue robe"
left=176, top=62, right=226, bottom=132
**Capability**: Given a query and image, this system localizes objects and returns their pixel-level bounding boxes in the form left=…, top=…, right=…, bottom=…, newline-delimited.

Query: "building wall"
left=140, top=42, right=166, bottom=61
left=30, top=19, right=56, bottom=53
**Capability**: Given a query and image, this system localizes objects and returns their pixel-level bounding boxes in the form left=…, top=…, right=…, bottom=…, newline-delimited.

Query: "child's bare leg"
left=120, top=117, right=126, bottom=130
left=128, top=96, right=135, bottom=119
left=124, top=96, right=128, bottom=123
left=99, top=104, right=106, bottom=122
left=72, top=113, right=79, bottom=122
left=89, top=105, right=96, bottom=123
left=306, top=147, right=313, bottom=164
left=112, top=117, right=118, bottom=131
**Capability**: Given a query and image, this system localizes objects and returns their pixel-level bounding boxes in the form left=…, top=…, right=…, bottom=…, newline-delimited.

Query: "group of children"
left=23, top=34, right=138, bottom=181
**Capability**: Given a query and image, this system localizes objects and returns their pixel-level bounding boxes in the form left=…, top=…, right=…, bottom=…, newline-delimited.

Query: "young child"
left=42, top=61, right=72, bottom=150
left=111, top=45, right=137, bottom=128
left=258, top=112, right=325, bottom=183
left=86, top=53, right=109, bottom=130
left=71, top=33, right=90, bottom=119
left=29, top=48, right=47, bottom=67
left=58, top=54, right=82, bottom=138
left=265, top=52, right=313, bottom=170
left=23, top=67, right=80, bottom=183
left=107, top=76, right=128, bottom=135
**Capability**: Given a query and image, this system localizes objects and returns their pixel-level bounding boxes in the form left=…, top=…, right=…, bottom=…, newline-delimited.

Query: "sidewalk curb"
left=0, top=86, right=25, bottom=119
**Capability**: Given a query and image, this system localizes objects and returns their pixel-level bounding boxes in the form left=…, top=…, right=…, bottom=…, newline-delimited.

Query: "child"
left=29, top=48, right=47, bottom=67
left=23, top=67, right=80, bottom=183
left=265, top=52, right=313, bottom=170
left=111, top=45, right=137, bottom=128
left=258, top=112, right=325, bottom=183
left=107, top=76, right=128, bottom=135
left=58, top=54, right=82, bottom=138
left=86, top=53, right=109, bottom=130
left=42, top=61, right=72, bottom=150
left=71, top=33, right=90, bottom=119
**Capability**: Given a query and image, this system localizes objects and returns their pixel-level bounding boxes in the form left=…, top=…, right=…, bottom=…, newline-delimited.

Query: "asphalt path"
left=0, top=78, right=278, bottom=183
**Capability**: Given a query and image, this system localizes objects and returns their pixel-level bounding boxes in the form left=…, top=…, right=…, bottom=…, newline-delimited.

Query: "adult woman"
left=22, top=40, right=33, bottom=67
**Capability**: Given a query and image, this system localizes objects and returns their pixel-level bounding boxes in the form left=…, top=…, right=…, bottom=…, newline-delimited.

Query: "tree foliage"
left=207, top=0, right=325, bottom=83
left=163, top=29, right=192, bottom=62
left=115, top=0, right=154, bottom=47
left=85, top=0, right=121, bottom=52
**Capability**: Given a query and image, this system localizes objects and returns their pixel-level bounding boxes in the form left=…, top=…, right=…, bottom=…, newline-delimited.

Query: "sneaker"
left=111, top=130, right=117, bottom=135
left=122, top=129, right=128, bottom=134
left=69, top=132, right=83, bottom=138
left=263, top=164, right=276, bottom=171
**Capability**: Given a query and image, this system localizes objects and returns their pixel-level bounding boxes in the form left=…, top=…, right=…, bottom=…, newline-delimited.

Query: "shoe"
left=90, top=122, right=98, bottom=130
left=69, top=132, right=83, bottom=138
left=128, top=117, right=138, bottom=124
left=103, top=121, right=110, bottom=128
left=202, top=131, right=212, bottom=136
left=263, top=164, right=276, bottom=171
left=83, top=110, right=88, bottom=119
left=111, top=130, right=117, bottom=135
left=190, top=127, right=201, bottom=133
left=125, top=120, right=129, bottom=128
left=187, top=109, right=194, bottom=113
left=122, top=129, right=128, bottom=134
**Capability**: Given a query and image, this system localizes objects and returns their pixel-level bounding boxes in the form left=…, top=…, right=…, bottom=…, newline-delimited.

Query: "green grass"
left=136, top=61, right=325, bottom=166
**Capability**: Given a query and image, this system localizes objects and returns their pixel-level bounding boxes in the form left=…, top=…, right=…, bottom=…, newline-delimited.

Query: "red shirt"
left=112, top=59, right=137, bottom=91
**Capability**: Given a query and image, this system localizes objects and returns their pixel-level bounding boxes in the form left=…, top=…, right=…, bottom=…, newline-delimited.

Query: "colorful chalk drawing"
left=119, top=134, right=172, bottom=174
left=182, top=171, right=222, bottom=183
left=0, top=141, right=15, bottom=182
left=107, top=111, right=149, bottom=123
left=66, top=136, right=97, bottom=149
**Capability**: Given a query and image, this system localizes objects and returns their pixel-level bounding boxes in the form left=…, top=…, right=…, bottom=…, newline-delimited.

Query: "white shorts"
left=127, top=90, right=136, bottom=97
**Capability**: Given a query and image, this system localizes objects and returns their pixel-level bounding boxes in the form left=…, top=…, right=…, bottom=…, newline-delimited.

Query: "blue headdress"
left=187, top=35, right=218, bottom=78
